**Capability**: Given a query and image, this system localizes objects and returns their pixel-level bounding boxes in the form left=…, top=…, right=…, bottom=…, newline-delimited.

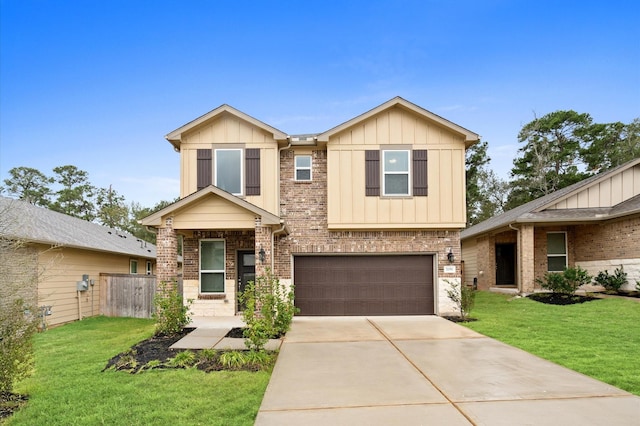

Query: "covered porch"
left=141, top=186, right=286, bottom=316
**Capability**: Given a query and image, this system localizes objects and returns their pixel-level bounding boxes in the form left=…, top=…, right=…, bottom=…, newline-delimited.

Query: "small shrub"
left=536, top=266, right=592, bottom=295
left=153, top=280, right=192, bottom=336
left=0, top=298, right=39, bottom=394
left=636, top=281, right=640, bottom=292
left=167, top=350, right=196, bottom=368
left=244, top=350, right=275, bottom=369
left=239, top=269, right=299, bottom=351
left=138, top=359, right=163, bottom=373
left=594, top=267, right=628, bottom=292
left=219, top=351, right=247, bottom=369
left=197, top=348, right=217, bottom=363
left=445, top=280, right=476, bottom=320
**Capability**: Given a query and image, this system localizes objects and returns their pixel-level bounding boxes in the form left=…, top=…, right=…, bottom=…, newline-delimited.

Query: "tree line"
left=467, top=110, right=639, bottom=226
left=0, top=165, right=176, bottom=243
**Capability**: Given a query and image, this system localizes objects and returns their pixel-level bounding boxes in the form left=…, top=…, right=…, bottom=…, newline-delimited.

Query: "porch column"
left=157, top=216, right=178, bottom=287
left=520, top=224, right=535, bottom=293
left=254, top=218, right=272, bottom=277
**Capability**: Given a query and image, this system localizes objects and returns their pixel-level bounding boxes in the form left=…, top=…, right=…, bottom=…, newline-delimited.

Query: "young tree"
left=127, top=198, right=178, bottom=244
left=507, top=110, right=592, bottom=209
left=50, top=165, right=96, bottom=221
left=96, top=185, right=129, bottom=230
left=0, top=166, right=53, bottom=207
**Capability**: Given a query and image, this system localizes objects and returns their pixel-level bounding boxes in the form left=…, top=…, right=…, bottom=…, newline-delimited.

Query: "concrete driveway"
left=255, top=316, right=639, bottom=425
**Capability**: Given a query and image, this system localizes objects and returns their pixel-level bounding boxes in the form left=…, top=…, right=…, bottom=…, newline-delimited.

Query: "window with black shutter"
left=245, top=148, right=261, bottom=195
left=197, top=149, right=212, bottom=190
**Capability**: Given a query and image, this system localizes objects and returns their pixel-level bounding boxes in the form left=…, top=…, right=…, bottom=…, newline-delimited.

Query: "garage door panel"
left=294, top=255, right=434, bottom=316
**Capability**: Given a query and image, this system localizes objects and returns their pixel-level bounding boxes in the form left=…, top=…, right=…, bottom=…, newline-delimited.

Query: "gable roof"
left=0, top=196, right=156, bottom=258
left=316, top=96, right=481, bottom=147
left=140, top=185, right=282, bottom=227
left=461, top=158, right=640, bottom=240
left=165, top=104, right=289, bottom=151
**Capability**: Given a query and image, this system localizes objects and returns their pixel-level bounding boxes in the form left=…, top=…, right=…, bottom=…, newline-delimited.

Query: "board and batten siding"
left=179, top=115, right=279, bottom=215
left=171, top=196, right=257, bottom=230
left=327, top=107, right=467, bottom=229
left=37, top=245, right=153, bottom=327
left=547, top=163, right=640, bottom=210
left=461, top=239, right=478, bottom=288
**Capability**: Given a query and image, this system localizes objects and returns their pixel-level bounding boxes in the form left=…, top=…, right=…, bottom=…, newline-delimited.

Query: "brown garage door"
left=294, top=255, right=434, bottom=316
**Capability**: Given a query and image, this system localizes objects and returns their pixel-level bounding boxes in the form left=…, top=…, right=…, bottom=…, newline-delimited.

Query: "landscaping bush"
left=594, top=267, right=628, bottom=292
left=0, top=298, right=38, bottom=395
left=239, top=269, right=298, bottom=350
left=445, top=280, right=476, bottom=320
left=153, top=280, right=192, bottom=336
left=535, top=266, right=592, bottom=295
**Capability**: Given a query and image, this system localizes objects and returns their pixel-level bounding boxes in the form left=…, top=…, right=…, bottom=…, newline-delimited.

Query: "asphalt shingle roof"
left=0, top=196, right=156, bottom=258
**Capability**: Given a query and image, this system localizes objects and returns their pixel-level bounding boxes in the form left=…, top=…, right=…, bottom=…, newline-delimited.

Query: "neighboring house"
left=461, top=158, right=640, bottom=293
left=142, top=97, right=479, bottom=317
left=0, top=196, right=157, bottom=327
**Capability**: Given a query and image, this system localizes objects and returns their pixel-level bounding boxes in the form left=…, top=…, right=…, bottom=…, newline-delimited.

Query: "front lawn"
left=6, top=317, right=270, bottom=425
left=462, top=291, right=640, bottom=395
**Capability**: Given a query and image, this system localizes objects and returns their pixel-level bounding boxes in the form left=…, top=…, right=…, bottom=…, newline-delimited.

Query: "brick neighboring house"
left=142, top=97, right=480, bottom=316
left=461, top=158, right=640, bottom=293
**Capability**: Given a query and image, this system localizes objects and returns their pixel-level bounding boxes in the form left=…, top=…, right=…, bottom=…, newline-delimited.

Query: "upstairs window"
left=215, top=149, right=243, bottom=195
left=547, top=232, right=567, bottom=272
left=295, top=155, right=312, bottom=181
left=383, top=150, right=410, bottom=196
left=200, top=240, right=225, bottom=293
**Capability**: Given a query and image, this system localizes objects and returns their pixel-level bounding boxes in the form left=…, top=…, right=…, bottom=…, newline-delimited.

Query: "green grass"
left=7, top=316, right=270, bottom=425
left=462, top=291, right=640, bottom=395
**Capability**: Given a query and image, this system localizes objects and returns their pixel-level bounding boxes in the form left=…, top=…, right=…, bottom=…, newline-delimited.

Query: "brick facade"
left=156, top=217, right=178, bottom=285
left=275, top=148, right=461, bottom=279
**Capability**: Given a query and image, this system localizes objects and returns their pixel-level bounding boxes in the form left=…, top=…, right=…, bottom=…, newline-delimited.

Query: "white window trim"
left=214, top=148, right=244, bottom=196
left=295, top=155, right=312, bottom=181
left=200, top=239, right=226, bottom=293
left=130, top=259, right=138, bottom=274
left=547, top=231, right=568, bottom=272
left=382, top=150, right=411, bottom=196
left=146, top=261, right=152, bottom=275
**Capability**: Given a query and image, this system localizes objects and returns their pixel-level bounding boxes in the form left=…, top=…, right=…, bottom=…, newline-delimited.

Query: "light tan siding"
left=171, top=196, right=257, bottom=229
left=327, top=107, right=467, bottom=229
left=462, top=239, right=478, bottom=288
left=178, top=114, right=279, bottom=214
left=548, top=163, right=640, bottom=209
left=37, top=245, right=153, bottom=327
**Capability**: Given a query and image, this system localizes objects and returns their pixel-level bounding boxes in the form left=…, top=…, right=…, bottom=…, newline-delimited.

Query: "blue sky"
left=1, top=0, right=639, bottom=207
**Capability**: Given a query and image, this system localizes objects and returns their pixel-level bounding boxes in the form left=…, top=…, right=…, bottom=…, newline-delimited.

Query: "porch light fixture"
left=447, top=248, right=455, bottom=263
left=259, top=247, right=266, bottom=264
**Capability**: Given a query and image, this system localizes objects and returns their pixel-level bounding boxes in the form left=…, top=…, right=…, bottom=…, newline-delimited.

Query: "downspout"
left=271, top=220, right=287, bottom=271
left=509, top=223, right=521, bottom=293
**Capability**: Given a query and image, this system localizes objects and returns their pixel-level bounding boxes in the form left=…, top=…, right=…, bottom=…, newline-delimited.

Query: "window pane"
left=547, top=233, right=566, bottom=254
left=295, top=156, right=311, bottom=168
left=385, top=174, right=409, bottom=195
left=216, top=150, right=242, bottom=194
left=130, top=261, right=137, bottom=274
left=242, top=253, right=255, bottom=267
left=296, top=169, right=311, bottom=181
left=548, top=256, right=567, bottom=272
left=384, top=151, right=409, bottom=172
left=201, top=241, right=224, bottom=270
left=201, top=273, right=224, bottom=292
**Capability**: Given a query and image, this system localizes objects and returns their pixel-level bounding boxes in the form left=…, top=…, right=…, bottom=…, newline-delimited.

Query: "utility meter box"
left=77, top=280, right=88, bottom=291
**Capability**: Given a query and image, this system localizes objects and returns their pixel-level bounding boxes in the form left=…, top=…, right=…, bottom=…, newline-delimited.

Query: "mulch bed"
left=0, top=392, right=29, bottom=421
left=528, top=293, right=599, bottom=305
left=102, top=327, right=273, bottom=374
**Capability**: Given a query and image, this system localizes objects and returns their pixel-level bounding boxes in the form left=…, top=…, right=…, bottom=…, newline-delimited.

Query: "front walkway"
left=255, top=316, right=640, bottom=425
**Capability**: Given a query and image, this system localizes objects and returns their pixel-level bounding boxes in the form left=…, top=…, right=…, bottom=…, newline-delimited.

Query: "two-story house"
left=142, top=97, right=480, bottom=317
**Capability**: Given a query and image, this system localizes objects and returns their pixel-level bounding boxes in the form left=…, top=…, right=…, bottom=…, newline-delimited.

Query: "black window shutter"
left=413, top=150, right=428, bottom=196
left=245, top=148, right=260, bottom=196
left=197, top=149, right=212, bottom=191
left=365, top=150, right=380, bottom=196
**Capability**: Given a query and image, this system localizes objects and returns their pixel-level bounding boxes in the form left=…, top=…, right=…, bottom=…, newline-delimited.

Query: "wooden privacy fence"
left=100, top=273, right=157, bottom=318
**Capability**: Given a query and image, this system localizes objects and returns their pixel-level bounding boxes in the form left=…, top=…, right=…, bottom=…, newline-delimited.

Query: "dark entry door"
left=237, top=250, right=255, bottom=311
left=495, top=243, right=516, bottom=286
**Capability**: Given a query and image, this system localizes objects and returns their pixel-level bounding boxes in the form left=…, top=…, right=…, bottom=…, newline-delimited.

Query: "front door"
left=495, top=243, right=516, bottom=286
left=237, top=250, right=256, bottom=311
